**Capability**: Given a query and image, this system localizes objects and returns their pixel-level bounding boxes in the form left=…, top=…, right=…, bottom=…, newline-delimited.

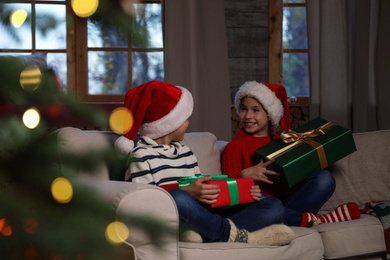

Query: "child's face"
left=239, top=97, right=270, bottom=137
left=171, top=120, right=190, bottom=142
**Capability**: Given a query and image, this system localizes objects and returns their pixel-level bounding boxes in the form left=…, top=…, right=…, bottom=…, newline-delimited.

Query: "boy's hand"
left=241, top=159, right=280, bottom=184
left=250, top=185, right=261, bottom=201
left=181, top=176, right=220, bottom=205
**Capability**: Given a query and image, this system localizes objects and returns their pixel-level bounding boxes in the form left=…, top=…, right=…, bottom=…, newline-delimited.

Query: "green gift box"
left=254, top=117, right=357, bottom=188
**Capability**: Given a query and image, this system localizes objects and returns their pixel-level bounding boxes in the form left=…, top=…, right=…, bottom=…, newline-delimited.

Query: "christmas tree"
left=0, top=1, right=171, bottom=259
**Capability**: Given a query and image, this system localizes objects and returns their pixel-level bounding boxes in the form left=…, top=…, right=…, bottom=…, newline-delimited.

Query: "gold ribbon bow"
left=267, top=122, right=336, bottom=169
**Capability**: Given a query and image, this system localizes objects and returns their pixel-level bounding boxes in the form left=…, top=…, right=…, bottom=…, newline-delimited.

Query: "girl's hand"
left=240, top=159, right=280, bottom=184
left=250, top=185, right=261, bottom=201
left=181, top=176, right=220, bottom=205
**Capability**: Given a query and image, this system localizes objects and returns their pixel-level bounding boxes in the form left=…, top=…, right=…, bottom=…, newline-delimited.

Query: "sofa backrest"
left=320, top=129, right=390, bottom=213
left=55, top=127, right=115, bottom=180
left=181, top=132, right=228, bottom=175
left=55, top=127, right=227, bottom=181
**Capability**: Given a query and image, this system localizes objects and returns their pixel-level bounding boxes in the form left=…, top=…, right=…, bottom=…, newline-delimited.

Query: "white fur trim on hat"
left=234, top=81, right=283, bottom=128
left=139, top=86, right=193, bottom=139
left=115, top=136, right=135, bottom=156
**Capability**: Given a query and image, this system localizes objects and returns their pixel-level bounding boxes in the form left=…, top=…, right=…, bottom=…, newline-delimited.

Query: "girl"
left=222, top=81, right=360, bottom=227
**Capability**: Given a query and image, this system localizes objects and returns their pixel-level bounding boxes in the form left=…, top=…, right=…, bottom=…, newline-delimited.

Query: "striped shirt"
left=125, top=136, right=201, bottom=186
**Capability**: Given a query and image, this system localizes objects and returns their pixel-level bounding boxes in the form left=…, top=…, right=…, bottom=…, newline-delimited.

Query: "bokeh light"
left=0, top=218, right=12, bottom=236
left=105, top=221, right=129, bottom=244
left=51, top=177, right=73, bottom=204
left=10, top=9, right=28, bottom=28
left=23, top=218, right=38, bottom=235
left=24, top=247, right=40, bottom=260
left=71, top=0, right=99, bottom=18
left=22, top=108, right=40, bottom=129
left=109, top=107, right=134, bottom=135
left=20, top=65, right=42, bottom=92
left=0, top=219, right=4, bottom=231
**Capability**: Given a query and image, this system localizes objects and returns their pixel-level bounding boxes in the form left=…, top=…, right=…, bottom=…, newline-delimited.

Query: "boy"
left=115, top=81, right=294, bottom=245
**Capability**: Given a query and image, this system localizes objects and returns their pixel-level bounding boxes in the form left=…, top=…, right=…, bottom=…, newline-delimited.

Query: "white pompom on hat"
left=234, top=81, right=290, bottom=133
left=115, top=81, right=193, bottom=155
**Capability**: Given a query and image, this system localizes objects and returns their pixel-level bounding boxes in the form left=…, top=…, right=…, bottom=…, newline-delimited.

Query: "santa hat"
left=115, top=81, right=193, bottom=155
left=234, top=81, right=290, bottom=133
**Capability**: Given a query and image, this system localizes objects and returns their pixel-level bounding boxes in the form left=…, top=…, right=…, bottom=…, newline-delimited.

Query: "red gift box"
left=178, top=175, right=255, bottom=208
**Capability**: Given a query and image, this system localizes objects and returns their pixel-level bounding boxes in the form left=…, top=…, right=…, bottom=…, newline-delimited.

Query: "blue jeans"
left=282, top=169, right=336, bottom=226
left=169, top=189, right=285, bottom=242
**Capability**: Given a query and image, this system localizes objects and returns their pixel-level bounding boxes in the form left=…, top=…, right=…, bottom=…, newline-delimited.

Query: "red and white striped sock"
left=301, top=202, right=361, bottom=227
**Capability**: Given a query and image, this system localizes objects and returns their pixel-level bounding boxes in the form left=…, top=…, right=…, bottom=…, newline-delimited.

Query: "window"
left=282, top=0, right=308, bottom=97
left=0, top=1, right=67, bottom=84
left=269, top=0, right=309, bottom=98
left=0, top=0, right=164, bottom=103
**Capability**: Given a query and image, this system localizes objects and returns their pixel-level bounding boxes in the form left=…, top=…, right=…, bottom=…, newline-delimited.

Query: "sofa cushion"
left=313, top=214, right=386, bottom=259
left=179, top=227, right=324, bottom=260
left=321, top=129, right=390, bottom=213
left=181, top=132, right=224, bottom=175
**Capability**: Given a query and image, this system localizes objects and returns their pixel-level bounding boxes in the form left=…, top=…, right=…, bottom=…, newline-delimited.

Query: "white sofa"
left=54, top=127, right=390, bottom=260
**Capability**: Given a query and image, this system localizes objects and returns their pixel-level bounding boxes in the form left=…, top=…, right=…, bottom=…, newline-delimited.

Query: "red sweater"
left=222, top=129, right=290, bottom=198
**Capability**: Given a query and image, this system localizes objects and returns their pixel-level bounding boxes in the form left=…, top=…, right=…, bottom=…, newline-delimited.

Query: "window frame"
left=1, top=0, right=163, bottom=104
left=268, top=0, right=309, bottom=106
left=69, top=0, right=164, bottom=103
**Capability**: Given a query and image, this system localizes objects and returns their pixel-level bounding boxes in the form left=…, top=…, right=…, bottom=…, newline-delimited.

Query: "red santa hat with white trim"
left=234, top=81, right=290, bottom=133
left=115, top=81, right=193, bottom=155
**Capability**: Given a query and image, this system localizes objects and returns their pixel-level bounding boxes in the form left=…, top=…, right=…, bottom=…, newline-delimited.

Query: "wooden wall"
left=225, top=0, right=309, bottom=138
left=224, top=0, right=269, bottom=103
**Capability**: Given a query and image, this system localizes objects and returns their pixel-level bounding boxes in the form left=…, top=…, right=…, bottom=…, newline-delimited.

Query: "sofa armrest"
left=78, top=179, right=179, bottom=260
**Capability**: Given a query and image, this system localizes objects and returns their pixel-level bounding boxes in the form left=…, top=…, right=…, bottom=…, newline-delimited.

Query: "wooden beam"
left=268, top=0, right=283, bottom=85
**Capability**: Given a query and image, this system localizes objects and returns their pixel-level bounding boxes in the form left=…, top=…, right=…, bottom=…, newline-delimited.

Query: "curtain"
left=164, top=0, right=232, bottom=140
left=307, top=0, right=390, bottom=132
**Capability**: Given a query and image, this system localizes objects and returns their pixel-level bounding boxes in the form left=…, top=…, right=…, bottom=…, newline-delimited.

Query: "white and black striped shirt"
left=125, top=136, right=201, bottom=186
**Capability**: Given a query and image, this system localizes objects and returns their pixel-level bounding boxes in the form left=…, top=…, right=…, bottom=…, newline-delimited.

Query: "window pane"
left=88, top=51, right=129, bottom=95
left=88, top=19, right=128, bottom=48
left=36, top=4, right=66, bottom=50
left=283, top=52, right=309, bottom=96
left=283, top=7, right=307, bottom=49
left=132, top=51, right=164, bottom=87
left=0, top=3, right=32, bottom=49
left=283, top=0, right=306, bottom=3
left=133, top=3, right=163, bottom=48
left=47, top=52, right=67, bottom=91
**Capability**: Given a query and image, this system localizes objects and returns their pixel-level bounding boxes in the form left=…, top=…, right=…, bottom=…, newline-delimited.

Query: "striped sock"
left=301, top=202, right=361, bottom=227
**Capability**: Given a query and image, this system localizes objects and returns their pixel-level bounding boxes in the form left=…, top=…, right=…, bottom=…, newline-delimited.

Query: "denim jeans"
left=282, top=169, right=336, bottom=226
left=168, top=189, right=285, bottom=242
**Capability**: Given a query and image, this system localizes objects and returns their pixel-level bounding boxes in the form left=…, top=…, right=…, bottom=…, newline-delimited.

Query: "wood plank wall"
left=225, top=0, right=309, bottom=138
left=224, top=0, right=269, bottom=102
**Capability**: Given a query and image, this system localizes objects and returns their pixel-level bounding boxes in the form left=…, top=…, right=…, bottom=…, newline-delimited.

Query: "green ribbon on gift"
left=177, top=175, right=240, bottom=207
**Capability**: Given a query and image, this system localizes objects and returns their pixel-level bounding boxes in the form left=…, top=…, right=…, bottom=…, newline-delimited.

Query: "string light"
left=10, top=9, right=28, bottom=28
left=71, top=0, right=99, bottom=18
left=24, top=248, right=40, bottom=260
left=0, top=218, right=12, bottom=236
left=105, top=221, right=129, bottom=244
left=22, top=108, right=40, bottom=129
left=109, top=107, right=133, bottom=135
left=20, top=65, right=42, bottom=92
left=51, top=177, right=73, bottom=204
left=23, top=218, right=38, bottom=235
